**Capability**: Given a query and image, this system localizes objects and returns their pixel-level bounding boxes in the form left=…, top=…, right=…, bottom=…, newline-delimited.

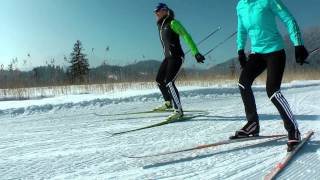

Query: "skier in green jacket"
left=231, top=0, right=309, bottom=152
left=153, top=3, right=205, bottom=121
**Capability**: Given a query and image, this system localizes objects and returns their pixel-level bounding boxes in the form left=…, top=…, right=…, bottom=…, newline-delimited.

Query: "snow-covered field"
left=0, top=80, right=319, bottom=180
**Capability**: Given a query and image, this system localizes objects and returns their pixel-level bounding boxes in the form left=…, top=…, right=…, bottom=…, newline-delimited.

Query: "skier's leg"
left=265, top=50, right=300, bottom=147
left=165, top=56, right=184, bottom=114
left=155, top=58, right=172, bottom=109
left=233, top=53, right=267, bottom=138
left=156, top=58, right=171, bottom=101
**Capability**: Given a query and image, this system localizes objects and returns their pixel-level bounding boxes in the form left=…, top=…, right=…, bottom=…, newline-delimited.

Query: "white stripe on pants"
left=167, top=82, right=182, bottom=112
left=271, top=91, right=298, bottom=130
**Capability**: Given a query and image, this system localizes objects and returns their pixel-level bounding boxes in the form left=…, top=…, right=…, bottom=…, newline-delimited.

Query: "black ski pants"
left=156, top=56, right=183, bottom=113
left=238, top=49, right=300, bottom=140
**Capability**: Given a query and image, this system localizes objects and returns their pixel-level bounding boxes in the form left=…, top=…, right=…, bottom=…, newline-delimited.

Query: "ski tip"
left=93, top=112, right=101, bottom=116
left=184, top=110, right=208, bottom=113
left=276, top=163, right=285, bottom=169
left=93, top=112, right=112, bottom=117
left=306, top=130, right=315, bottom=135
left=121, top=153, right=150, bottom=159
left=120, top=154, right=138, bottom=159
left=302, top=130, right=315, bottom=139
left=106, top=131, right=116, bottom=137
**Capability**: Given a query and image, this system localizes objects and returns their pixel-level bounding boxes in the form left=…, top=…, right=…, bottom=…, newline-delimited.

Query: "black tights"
left=239, top=50, right=299, bottom=140
left=156, top=56, right=183, bottom=112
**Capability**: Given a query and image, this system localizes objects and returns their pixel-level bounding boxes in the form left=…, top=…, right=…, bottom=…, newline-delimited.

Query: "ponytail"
left=168, top=8, right=175, bottom=18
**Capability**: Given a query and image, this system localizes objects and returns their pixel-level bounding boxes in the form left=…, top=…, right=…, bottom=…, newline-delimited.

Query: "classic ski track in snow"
left=0, top=81, right=319, bottom=179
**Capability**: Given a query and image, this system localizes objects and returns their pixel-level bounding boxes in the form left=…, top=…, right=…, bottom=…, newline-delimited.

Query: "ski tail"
left=264, top=130, right=314, bottom=180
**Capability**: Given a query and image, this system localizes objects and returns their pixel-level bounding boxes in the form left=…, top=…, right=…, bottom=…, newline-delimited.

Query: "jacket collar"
left=157, top=15, right=173, bottom=26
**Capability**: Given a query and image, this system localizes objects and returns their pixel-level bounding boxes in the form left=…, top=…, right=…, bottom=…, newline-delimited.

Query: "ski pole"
left=204, top=31, right=237, bottom=56
left=309, top=47, right=320, bottom=56
left=185, top=26, right=222, bottom=55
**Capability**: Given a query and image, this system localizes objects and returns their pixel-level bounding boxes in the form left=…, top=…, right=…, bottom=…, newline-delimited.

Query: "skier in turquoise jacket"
left=231, top=0, right=309, bottom=152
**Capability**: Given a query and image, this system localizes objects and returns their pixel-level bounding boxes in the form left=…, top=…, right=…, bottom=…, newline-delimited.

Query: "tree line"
left=0, top=27, right=319, bottom=89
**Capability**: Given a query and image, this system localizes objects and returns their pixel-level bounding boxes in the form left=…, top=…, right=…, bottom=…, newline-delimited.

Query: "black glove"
left=195, top=53, right=205, bottom=63
left=238, top=49, right=247, bottom=69
left=295, top=45, right=309, bottom=65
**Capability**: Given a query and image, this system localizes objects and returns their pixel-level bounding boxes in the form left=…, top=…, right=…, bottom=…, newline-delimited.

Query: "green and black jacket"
left=157, top=16, right=199, bottom=58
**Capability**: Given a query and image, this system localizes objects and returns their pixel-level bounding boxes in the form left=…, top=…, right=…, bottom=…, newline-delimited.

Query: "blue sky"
left=0, top=0, right=320, bottom=70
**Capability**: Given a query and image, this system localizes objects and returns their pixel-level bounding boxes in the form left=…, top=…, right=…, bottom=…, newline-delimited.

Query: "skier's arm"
left=170, top=20, right=199, bottom=56
left=269, top=0, right=303, bottom=46
left=237, top=14, right=247, bottom=51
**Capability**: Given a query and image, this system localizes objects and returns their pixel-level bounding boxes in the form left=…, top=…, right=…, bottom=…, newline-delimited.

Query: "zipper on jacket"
left=159, top=16, right=169, bottom=56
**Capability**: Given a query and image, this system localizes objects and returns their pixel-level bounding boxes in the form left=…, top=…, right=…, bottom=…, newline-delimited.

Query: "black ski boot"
left=287, top=130, right=301, bottom=152
left=230, top=121, right=260, bottom=139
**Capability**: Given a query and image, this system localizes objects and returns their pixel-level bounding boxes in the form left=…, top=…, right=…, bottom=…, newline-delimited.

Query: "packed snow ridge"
left=0, top=80, right=319, bottom=116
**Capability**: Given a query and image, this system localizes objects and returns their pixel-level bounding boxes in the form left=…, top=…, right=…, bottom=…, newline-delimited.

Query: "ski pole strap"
left=204, top=31, right=237, bottom=56
left=185, top=26, right=222, bottom=55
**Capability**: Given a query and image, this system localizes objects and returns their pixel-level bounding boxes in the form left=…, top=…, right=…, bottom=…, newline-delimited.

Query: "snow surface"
left=0, top=80, right=319, bottom=179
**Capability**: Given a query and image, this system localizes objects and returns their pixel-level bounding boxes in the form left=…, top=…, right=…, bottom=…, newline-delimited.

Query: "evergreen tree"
left=69, top=40, right=89, bottom=83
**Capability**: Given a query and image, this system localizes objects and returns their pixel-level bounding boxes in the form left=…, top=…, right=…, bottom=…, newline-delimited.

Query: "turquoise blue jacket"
left=237, top=0, right=303, bottom=54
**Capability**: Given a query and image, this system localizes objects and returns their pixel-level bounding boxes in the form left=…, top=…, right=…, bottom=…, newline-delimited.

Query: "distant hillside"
left=0, top=28, right=319, bottom=89
left=124, top=60, right=161, bottom=72
left=89, top=27, right=320, bottom=82
left=89, top=60, right=162, bottom=82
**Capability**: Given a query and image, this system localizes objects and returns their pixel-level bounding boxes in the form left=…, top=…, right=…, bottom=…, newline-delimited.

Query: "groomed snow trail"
left=0, top=81, right=319, bottom=180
